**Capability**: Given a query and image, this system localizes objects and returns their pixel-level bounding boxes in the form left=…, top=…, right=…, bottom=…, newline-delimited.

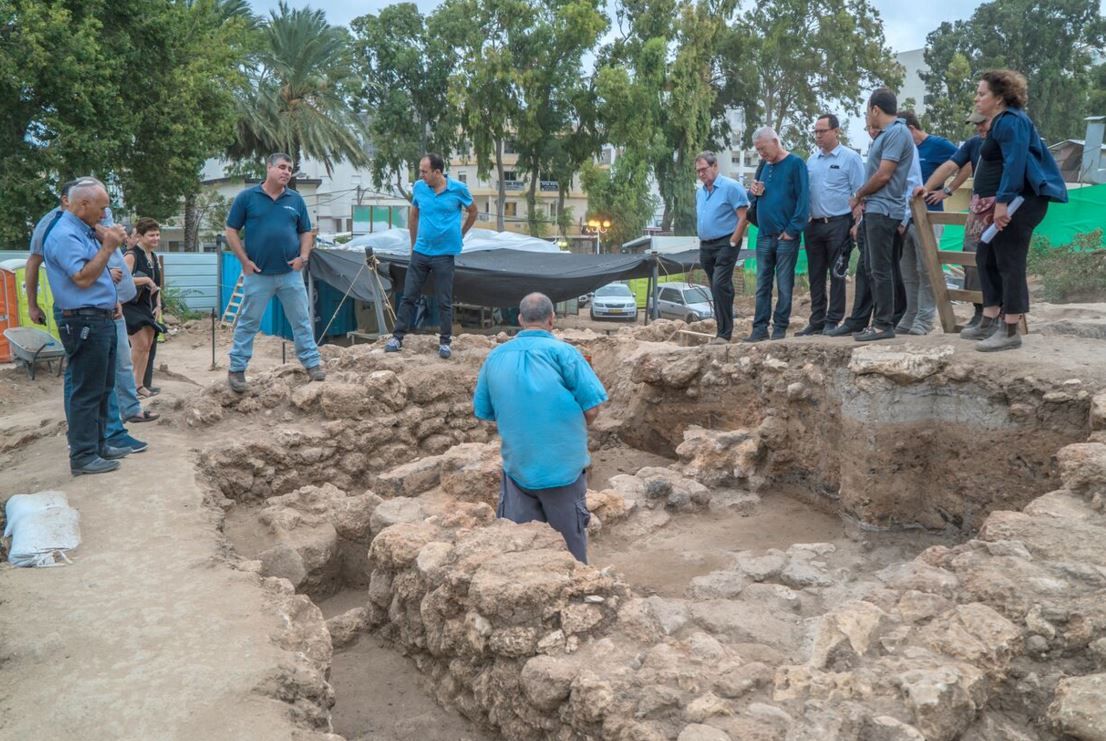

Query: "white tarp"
left=336, top=227, right=562, bottom=256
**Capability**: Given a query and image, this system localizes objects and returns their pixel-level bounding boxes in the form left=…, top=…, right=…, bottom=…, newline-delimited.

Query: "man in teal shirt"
left=473, top=293, right=608, bottom=563
left=385, top=153, right=478, bottom=360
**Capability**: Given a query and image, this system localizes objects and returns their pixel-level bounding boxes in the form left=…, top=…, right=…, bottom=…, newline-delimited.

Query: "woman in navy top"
left=963, top=69, right=1067, bottom=352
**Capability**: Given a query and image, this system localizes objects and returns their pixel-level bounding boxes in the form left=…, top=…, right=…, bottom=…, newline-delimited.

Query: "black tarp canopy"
left=308, top=247, right=716, bottom=307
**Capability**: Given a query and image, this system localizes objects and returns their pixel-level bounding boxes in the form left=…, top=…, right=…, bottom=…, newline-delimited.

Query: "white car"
left=589, top=283, right=638, bottom=321
left=651, top=282, right=715, bottom=322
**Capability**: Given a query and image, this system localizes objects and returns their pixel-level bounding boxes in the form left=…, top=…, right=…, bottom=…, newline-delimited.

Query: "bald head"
left=67, top=179, right=110, bottom=227
left=519, top=292, right=554, bottom=329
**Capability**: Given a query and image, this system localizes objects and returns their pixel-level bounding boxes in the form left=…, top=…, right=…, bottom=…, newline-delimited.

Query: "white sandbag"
left=3, top=490, right=81, bottom=567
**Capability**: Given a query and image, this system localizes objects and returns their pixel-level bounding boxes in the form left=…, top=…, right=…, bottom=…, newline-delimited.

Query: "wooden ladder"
left=910, top=196, right=1028, bottom=334
left=220, top=274, right=245, bottom=327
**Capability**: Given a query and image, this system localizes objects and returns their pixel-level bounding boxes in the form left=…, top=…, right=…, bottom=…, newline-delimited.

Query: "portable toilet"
left=0, top=259, right=25, bottom=362
left=13, top=261, right=61, bottom=341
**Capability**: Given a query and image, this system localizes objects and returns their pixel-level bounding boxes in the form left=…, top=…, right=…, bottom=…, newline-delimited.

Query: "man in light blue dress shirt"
left=801, top=114, right=865, bottom=335
left=694, top=151, right=750, bottom=342
left=42, top=180, right=134, bottom=475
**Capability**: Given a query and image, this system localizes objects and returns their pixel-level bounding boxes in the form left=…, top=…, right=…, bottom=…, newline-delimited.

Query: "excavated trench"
left=192, top=325, right=1106, bottom=741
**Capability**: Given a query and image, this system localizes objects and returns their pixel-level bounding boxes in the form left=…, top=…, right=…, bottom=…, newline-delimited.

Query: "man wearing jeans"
left=385, top=153, right=478, bottom=359
left=693, top=150, right=750, bottom=342
left=30, top=181, right=151, bottom=452
left=43, top=180, right=133, bottom=475
left=744, top=127, right=809, bottom=342
left=225, top=153, right=324, bottom=392
left=849, top=88, right=915, bottom=342
left=474, top=293, right=607, bottom=563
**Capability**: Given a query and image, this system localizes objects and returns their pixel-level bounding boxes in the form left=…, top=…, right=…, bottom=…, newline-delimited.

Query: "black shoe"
left=855, top=327, right=895, bottom=342
left=821, top=323, right=838, bottom=335
left=227, top=370, right=247, bottom=393
left=742, top=332, right=769, bottom=343
left=825, top=324, right=857, bottom=337
left=72, top=457, right=121, bottom=476
left=100, top=444, right=132, bottom=460
left=795, top=325, right=822, bottom=337
left=770, top=328, right=787, bottom=340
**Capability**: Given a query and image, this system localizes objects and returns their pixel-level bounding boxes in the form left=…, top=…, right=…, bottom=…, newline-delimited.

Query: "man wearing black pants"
left=42, top=179, right=132, bottom=476
left=800, top=114, right=864, bottom=335
left=693, top=151, right=750, bottom=341
left=847, top=88, right=914, bottom=342
left=385, top=153, right=478, bottom=359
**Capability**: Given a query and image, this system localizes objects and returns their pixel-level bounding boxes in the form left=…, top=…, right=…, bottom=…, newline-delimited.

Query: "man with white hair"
left=473, top=292, right=608, bottom=563
left=43, top=179, right=133, bottom=475
left=744, top=126, right=809, bottom=342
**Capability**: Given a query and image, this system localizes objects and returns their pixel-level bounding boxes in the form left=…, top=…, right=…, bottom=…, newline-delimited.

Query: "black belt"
left=60, top=308, right=114, bottom=318
left=809, top=214, right=851, bottom=224
left=700, top=235, right=733, bottom=244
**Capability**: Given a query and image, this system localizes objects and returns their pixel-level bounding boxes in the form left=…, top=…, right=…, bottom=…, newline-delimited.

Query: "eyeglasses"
left=812, top=128, right=832, bottom=134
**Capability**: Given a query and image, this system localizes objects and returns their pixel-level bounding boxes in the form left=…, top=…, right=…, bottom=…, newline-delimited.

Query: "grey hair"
left=752, top=126, right=780, bottom=144
left=694, top=151, right=717, bottom=166
left=68, top=177, right=106, bottom=203
left=267, top=152, right=293, bottom=167
left=519, top=292, right=554, bottom=324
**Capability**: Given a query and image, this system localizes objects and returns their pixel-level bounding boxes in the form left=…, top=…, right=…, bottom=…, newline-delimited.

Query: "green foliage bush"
left=160, top=286, right=204, bottom=322
left=1026, top=229, right=1106, bottom=303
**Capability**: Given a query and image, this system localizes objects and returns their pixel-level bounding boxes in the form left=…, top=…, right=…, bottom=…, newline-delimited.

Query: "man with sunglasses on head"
left=693, top=150, right=750, bottom=343
left=799, top=114, right=865, bottom=336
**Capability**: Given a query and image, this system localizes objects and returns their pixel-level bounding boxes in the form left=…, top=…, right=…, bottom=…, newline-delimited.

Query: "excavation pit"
left=190, top=324, right=1106, bottom=741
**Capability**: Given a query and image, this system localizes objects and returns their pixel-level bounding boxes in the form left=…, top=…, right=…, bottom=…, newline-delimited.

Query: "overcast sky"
left=250, top=0, right=999, bottom=53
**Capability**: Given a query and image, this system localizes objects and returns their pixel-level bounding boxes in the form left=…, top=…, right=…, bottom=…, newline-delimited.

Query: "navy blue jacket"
left=990, top=107, right=1068, bottom=205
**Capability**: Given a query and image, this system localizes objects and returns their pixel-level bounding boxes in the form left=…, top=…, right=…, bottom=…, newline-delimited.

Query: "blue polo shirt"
left=695, top=174, right=750, bottom=241
left=806, top=145, right=865, bottom=218
left=226, top=184, right=311, bottom=274
left=43, top=211, right=118, bottom=310
left=473, top=329, right=608, bottom=490
left=412, top=177, right=473, bottom=256
left=915, top=134, right=958, bottom=211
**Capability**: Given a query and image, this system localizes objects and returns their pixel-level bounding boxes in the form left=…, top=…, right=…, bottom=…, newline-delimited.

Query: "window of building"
left=503, top=170, right=517, bottom=182
left=458, top=172, right=468, bottom=183
left=504, top=202, right=517, bottom=217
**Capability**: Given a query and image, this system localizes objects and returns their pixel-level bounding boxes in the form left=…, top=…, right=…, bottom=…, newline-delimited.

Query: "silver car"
left=653, top=282, right=714, bottom=322
left=590, top=283, right=639, bottom=321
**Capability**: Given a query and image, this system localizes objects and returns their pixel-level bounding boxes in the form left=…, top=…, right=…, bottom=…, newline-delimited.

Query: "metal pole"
left=209, top=308, right=217, bottom=370
left=647, top=251, right=659, bottom=325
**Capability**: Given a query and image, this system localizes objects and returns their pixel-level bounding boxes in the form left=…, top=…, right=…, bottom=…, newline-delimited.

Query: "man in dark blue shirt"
left=743, top=127, right=809, bottom=342
left=385, top=153, right=478, bottom=359
left=902, top=111, right=958, bottom=213
left=224, top=153, right=324, bottom=392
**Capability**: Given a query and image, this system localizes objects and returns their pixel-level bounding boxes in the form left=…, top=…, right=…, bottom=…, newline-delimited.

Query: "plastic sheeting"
left=308, top=248, right=701, bottom=308
left=334, top=227, right=563, bottom=256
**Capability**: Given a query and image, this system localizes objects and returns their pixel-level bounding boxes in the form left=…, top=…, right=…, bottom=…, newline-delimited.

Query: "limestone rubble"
left=192, top=331, right=1106, bottom=740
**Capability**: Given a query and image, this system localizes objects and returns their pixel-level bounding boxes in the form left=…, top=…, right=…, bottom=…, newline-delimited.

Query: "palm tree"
left=228, top=1, right=369, bottom=174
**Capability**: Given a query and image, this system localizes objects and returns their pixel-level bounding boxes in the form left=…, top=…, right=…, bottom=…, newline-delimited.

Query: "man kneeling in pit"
left=473, top=292, right=608, bottom=563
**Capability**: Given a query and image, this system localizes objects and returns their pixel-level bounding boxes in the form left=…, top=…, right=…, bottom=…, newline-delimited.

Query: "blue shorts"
left=497, top=470, right=590, bottom=563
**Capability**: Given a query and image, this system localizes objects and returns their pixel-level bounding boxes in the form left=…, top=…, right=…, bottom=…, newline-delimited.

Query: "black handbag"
left=746, top=160, right=766, bottom=228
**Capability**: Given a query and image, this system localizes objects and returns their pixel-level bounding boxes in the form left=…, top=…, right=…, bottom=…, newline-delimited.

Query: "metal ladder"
left=220, top=274, right=245, bottom=327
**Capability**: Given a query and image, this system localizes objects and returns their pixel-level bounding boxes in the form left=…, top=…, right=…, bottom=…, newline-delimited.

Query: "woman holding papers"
left=962, top=70, right=1068, bottom=351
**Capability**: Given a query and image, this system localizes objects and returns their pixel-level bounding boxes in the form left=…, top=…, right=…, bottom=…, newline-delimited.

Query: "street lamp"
left=583, top=216, right=612, bottom=254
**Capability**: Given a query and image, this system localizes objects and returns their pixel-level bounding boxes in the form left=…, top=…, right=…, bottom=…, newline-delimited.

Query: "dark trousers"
left=864, top=213, right=902, bottom=330
left=753, top=232, right=799, bottom=333
left=498, top=470, right=590, bottom=564
left=978, top=196, right=1048, bottom=314
left=58, top=312, right=117, bottom=467
left=144, top=337, right=156, bottom=388
left=845, top=225, right=872, bottom=330
left=803, top=216, right=852, bottom=327
left=392, top=251, right=456, bottom=344
left=698, top=237, right=737, bottom=339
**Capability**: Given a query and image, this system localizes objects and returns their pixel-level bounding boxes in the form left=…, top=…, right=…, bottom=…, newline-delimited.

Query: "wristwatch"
left=941, top=186, right=954, bottom=196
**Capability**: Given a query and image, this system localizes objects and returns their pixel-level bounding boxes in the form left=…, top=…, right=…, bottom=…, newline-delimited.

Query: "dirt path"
left=0, top=327, right=319, bottom=740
